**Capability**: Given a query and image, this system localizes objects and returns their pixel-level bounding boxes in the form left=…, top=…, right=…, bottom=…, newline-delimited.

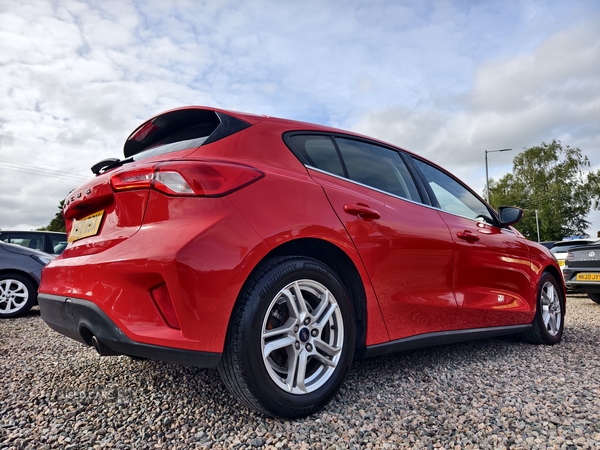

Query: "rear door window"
left=334, top=138, right=421, bottom=201
left=285, top=133, right=422, bottom=202
left=4, top=233, right=45, bottom=251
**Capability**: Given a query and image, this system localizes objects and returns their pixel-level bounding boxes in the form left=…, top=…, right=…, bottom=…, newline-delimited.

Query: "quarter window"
left=287, top=135, right=345, bottom=177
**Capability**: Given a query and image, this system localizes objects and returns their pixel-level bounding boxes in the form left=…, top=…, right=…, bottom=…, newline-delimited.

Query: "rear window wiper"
left=91, top=157, right=133, bottom=175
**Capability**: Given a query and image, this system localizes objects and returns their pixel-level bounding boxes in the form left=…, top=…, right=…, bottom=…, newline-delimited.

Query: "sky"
left=1, top=0, right=599, bottom=237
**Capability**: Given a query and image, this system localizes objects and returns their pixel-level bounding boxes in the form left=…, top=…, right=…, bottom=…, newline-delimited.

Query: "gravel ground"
left=1, top=293, right=599, bottom=450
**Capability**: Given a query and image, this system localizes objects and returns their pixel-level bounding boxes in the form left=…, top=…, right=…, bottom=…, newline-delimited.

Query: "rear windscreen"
left=124, top=109, right=251, bottom=159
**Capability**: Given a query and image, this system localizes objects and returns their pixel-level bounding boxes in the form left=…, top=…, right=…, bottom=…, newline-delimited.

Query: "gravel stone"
left=1, top=293, right=599, bottom=449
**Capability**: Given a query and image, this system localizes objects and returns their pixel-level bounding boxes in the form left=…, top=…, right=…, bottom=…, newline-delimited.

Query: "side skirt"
left=362, top=324, right=532, bottom=359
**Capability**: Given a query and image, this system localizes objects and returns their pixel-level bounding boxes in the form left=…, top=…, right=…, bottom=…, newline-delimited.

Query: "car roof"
left=124, top=106, right=410, bottom=159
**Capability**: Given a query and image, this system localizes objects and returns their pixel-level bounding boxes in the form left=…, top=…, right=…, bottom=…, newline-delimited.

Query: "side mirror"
left=498, top=206, right=523, bottom=226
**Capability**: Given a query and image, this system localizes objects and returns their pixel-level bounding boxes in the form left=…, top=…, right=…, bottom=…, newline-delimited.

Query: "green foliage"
left=488, top=140, right=600, bottom=241
left=38, top=199, right=66, bottom=232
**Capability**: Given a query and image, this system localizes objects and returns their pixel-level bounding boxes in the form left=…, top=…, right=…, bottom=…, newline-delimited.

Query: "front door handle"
left=457, top=230, right=480, bottom=242
left=343, top=203, right=381, bottom=220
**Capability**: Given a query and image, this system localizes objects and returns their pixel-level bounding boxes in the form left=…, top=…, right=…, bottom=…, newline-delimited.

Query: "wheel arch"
left=541, top=264, right=566, bottom=310
left=235, top=237, right=369, bottom=358
left=543, top=264, right=562, bottom=285
left=0, top=269, right=40, bottom=293
left=0, top=269, right=40, bottom=312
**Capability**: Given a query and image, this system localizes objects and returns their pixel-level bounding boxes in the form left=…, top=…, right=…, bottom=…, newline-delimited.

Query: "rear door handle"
left=343, top=203, right=381, bottom=220
left=457, top=230, right=480, bottom=242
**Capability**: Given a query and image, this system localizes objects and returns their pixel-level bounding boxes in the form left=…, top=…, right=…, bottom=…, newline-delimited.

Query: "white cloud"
left=352, top=16, right=600, bottom=196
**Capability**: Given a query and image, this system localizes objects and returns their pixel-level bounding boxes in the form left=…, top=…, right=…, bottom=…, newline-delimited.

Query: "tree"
left=488, top=140, right=600, bottom=241
left=38, top=199, right=66, bottom=232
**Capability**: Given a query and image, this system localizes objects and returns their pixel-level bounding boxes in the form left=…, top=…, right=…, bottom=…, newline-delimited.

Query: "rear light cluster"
left=110, top=160, right=264, bottom=197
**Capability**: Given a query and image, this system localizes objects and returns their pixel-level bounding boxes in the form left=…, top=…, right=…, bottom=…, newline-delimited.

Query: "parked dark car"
left=39, top=106, right=565, bottom=418
left=0, top=242, right=54, bottom=317
left=564, top=243, right=600, bottom=304
left=0, top=230, right=67, bottom=255
left=549, top=238, right=598, bottom=273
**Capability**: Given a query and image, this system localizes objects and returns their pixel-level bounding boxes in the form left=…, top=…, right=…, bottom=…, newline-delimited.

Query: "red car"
left=39, top=106, right=565, bottom=418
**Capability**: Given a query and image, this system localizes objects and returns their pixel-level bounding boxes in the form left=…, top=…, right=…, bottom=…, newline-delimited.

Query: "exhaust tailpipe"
left=91, top=336, right=121, bottom=356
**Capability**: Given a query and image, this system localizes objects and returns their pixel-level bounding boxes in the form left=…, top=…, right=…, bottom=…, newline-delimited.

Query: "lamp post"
left=485, top=148, right=512, bottom=203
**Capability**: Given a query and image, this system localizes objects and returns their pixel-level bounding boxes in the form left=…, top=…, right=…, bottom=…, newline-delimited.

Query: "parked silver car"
left=0, top=242, right=54, bottom=318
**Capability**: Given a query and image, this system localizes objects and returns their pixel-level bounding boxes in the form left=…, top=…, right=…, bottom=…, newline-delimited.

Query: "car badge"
left=299, top=327, right=310, bottom=343
left=590, top=251, right=596, bottom=258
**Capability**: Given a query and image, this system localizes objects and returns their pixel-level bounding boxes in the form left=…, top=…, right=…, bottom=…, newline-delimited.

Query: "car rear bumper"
left=39, top=195, right=268, bottom=353
left=563, top=268, right=600, bottom=293
left=564, top=281, right=600, bottom=293
left=38, top=294, right=221, bottom=368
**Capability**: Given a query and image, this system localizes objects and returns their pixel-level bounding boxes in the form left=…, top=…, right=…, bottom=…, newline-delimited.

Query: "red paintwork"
left=309, top=169, right=457, bottom=340
left=39, top=106, right=564, bottom=354
left=440, top=213, right=534, bottom=329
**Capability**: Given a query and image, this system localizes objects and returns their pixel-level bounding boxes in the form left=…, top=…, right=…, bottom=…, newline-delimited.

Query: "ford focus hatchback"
left=39, top=106, right=565, bottom=418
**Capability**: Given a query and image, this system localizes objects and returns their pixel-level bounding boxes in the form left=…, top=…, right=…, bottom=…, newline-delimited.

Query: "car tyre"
left=218, top=256, right=356, bottom=418
left=588, top=293, right=600, bottom=304
left=0, top=273, right=37, bottom=318
left=523, top=273, right=564, bottom=345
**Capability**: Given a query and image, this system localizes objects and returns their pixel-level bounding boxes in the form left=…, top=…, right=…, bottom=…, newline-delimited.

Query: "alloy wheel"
left=540, top=280, right=561, bottom=336
left=261, top=279, right=344, bottom=394
left=0, top=278, right=29, bottom=315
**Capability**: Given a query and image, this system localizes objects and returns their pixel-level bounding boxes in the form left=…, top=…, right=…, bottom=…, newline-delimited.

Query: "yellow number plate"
left=576, top=273, right=600, bottom=281
left=68, top=211, right=104, bottom=243
left=558, top=259, right=565, bottom=267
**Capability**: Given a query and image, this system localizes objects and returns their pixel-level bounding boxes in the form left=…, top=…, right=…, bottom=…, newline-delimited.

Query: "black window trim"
left=283, top=131, right=428, bottom=205
left=329, top=135, right=349, bottom=178
left=284, top=131, right=510, bottom=230
left=400, top=152, right=436, bottom=207
left=306, top=165, right=436, bottom=210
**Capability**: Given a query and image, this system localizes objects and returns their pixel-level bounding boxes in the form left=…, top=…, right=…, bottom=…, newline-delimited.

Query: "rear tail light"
left=110, top=161, right=264, bottom=197
left=567, top=253, right=573, bottom=261
left=110, top=167, right=154, bottom=191
left=153, top=172, right=193, bottom=194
